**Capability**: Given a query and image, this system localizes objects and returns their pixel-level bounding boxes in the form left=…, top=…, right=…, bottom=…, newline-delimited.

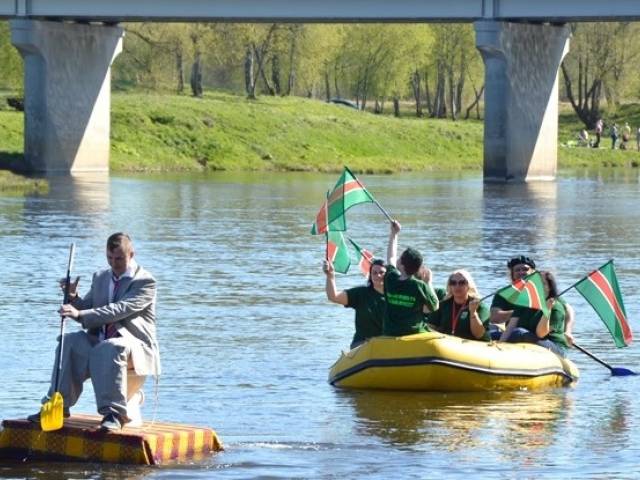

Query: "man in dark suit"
left=29, top=232, right=160, bottom=430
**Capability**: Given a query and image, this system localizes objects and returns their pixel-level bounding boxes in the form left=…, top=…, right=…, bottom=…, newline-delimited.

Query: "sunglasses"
left=448, top=279, right=468, bottom=286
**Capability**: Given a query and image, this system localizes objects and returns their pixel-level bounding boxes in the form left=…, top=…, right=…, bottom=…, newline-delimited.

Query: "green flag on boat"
left=310, top=167, right=375, bottom=235
left=574, top=260, right=632, bottom=348
left=496, top=271, right=550, bottom=318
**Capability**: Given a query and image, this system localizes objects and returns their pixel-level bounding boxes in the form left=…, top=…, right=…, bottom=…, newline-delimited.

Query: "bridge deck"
left=2, top=0, right=640, bottom=22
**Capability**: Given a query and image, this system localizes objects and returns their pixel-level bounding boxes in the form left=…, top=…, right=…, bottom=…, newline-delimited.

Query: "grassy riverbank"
left=2, top=92, right=484, bottom=173
left=0, top=170, right=48, bottom=195
left=1, top=91, right=640, bottom=174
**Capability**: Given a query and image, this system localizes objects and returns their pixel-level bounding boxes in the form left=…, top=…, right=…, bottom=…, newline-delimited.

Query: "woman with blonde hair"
left=427, top=269, right=490, bottom=341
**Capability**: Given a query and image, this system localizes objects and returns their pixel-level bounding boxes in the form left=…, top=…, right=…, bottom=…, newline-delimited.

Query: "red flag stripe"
left=512, top=278, right=526, bottom=291
left=314, top=200, right=328, bottom=234
left=327, top=180, right=365, bottom=205
left=358, top=249, right=374, bottom=276
left=524, top=282, right=542, bottom=310
left=327, top=241, right=337, bottom=262
left=588, top=271, right=633, bottom=342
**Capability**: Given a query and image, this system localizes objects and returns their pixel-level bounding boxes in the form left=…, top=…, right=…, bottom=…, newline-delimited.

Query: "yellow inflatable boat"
left=328, top=332, right=579, bottom=391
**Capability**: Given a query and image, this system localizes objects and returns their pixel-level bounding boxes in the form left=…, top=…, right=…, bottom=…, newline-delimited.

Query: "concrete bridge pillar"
left=10, top=20, right=123, bottom=174
left=475, top=21, right=570, bottom=182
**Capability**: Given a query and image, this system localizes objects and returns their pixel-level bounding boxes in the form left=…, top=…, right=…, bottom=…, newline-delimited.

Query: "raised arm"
left=323, top=260, right=348, bottom=306
left=387, top=220, right=401, bottom=267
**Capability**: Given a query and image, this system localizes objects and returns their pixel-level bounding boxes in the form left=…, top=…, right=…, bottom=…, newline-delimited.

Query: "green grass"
left=108, top=92, right=484, bottom=173
left=2, top=91, right=640, bottom=174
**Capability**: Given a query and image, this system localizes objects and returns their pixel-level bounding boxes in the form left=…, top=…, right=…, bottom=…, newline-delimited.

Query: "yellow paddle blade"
left=40, top=392, right=64, bottom=431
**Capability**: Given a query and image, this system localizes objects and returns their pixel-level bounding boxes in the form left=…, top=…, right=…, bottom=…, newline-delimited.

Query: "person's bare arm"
left=387, top=220, right=401, bottom=267
left=323, top=260, right=348, bottom=305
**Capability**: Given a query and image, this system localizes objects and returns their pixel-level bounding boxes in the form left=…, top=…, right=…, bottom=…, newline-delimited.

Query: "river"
left=1, top=170, right=640, bottom=479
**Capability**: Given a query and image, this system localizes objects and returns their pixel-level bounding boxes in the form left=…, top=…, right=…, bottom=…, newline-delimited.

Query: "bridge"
left=3, top=1, right=640, bottom=179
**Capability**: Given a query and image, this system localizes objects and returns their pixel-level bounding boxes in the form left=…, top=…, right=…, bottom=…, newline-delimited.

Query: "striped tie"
left=105, top=275, right=120, bottom=339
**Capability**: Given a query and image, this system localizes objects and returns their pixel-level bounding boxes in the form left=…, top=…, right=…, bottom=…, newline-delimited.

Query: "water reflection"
left=481, top=181, right=558, bottom=272
left=341, top=389, right=572, bottom=453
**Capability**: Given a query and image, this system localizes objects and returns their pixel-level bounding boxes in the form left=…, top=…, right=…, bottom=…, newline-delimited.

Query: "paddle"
left=572, top=342, right=637, bottom=377
left=40, top=243, right=76, bottom=431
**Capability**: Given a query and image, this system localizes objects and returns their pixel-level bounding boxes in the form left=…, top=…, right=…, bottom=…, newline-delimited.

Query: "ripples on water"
left=2, top=170, right=640, bottom=478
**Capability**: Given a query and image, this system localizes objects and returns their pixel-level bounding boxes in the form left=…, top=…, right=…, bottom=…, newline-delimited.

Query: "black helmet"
left=507, top=255, right=536, bottom=270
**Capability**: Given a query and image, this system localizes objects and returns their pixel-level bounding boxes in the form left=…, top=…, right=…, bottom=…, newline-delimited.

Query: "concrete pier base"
left=10, top=20, right=123, bottom=174
left=475, top=21, right=570, bottom=182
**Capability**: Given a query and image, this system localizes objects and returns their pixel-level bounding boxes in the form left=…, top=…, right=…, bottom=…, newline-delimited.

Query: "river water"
left=2, top=170, right=640, bottom=479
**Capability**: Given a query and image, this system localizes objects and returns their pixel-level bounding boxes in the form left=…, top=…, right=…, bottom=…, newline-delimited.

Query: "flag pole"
left=325, top=190, right=330, bottom=261
left=555, top=259, right=614, bottom=298
left=344, top=165, right=393, bottom=223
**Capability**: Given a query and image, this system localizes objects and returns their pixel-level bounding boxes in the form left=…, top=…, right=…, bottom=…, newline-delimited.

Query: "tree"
left=0, top=22, right=23, bottom=92
left=561, top=22, right=640, bottom=128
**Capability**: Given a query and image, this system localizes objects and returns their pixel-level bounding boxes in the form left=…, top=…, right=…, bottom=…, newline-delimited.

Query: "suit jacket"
left=72, top=264, right=161, bottom=376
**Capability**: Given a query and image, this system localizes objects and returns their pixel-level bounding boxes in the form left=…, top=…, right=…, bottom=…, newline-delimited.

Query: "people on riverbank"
left=427, top=269, right=490, bottom=341
left=28, top=232, right=160, bottom=431
left=499, top=271, right=569, bottom=357
left=323, top=258, right=386, bottom=349
left=383, top=220, right=439, bottom=336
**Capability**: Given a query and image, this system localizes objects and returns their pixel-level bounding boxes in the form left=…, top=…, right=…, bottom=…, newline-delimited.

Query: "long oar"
left=40, top=243, right=76, bottom=431
left=573, top=342, right=637, bottom=377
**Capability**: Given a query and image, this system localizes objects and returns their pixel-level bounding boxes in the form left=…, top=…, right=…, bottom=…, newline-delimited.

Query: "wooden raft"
left=0, top=414, right=223, bottom=465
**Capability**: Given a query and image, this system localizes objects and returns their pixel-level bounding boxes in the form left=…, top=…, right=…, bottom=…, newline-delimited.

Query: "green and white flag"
left=326, top=231, right=351, bottom=274
left=310, top=167, right=375, bottom=235
left=496, top=271, right=549, bottom=318
left=574, top=260, right=632, bottom=348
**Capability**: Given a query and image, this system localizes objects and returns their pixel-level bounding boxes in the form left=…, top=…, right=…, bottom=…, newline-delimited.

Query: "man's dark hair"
left=400, top=248, right=423, bottom=276
left=107, top=232, right=133, bottom=253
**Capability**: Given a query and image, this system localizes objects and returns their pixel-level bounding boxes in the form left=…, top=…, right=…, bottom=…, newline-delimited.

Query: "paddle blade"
left=611, top=367, right=638, bottom=377
left=40, top=392, right=64, bottom=431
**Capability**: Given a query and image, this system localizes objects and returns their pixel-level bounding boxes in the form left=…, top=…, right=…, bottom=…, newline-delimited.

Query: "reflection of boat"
left=341, top=389, right=570, bottom=448
left=328, top=332, right=579, bottom=391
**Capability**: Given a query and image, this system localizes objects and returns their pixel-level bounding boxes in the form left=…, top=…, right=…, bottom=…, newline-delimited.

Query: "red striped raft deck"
left=0, top=414, right=223, bottom=465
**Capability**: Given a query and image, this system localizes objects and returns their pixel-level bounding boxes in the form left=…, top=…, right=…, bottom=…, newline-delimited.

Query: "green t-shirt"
left=428, top=297, right=491, bottom=341
left=513, top=301, right=568, bottom=349
left=346, top=286, right=385, bottom=346
left=383, top=265, right=439, bottom=336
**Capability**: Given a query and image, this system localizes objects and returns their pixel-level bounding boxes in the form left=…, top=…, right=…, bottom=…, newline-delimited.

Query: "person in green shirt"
left=427, top=269, right=490, bottom=341
left=382, top=220, right=439, bottom=336
left=490, top=255, right=575, bottom=345
left=323, top=258, right=387, bottom=349
left=500, top=271, right=569, bottom=357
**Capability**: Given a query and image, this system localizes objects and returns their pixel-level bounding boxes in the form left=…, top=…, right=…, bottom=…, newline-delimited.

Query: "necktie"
left=105, top=275, right=121, bottom=339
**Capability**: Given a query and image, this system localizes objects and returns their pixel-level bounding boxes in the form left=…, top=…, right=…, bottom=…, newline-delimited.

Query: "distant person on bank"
left=610, top=123, right=619, bottom=149
left=383, top=220, right=439, bottom=336
left=323, top=258, right=386, bottom=349
left=594, top=118, right=603, bottom=148
left=28, top=233, right=160, bottom=431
